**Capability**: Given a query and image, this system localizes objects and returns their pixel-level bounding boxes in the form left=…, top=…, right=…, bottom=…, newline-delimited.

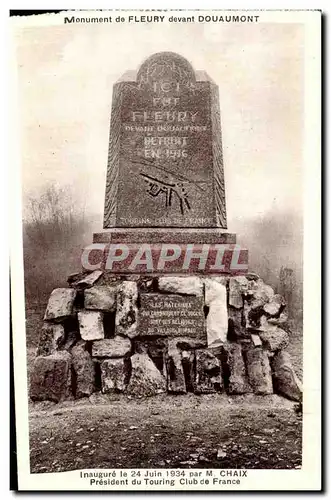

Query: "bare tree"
left=23, top=184, right=88, bottom=304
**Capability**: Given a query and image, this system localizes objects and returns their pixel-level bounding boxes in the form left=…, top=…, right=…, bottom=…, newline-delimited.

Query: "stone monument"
left=92, top=51, right=246, bottom=273
left=103, top=51, right=226, bottom=229
left=30, top=52, right=302, bottom=403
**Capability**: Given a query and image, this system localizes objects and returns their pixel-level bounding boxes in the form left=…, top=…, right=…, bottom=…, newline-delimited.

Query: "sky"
left=13, top=17, right=304, bottom=226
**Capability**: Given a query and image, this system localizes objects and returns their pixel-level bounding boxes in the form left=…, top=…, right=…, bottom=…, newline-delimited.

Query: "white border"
left=8, top=7, right=322, bottom=493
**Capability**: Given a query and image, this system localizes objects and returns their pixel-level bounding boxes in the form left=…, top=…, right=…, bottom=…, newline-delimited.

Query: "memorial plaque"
left=103, top=51, right=227, bottom=229
left=138, top=293, right=206, bottom=339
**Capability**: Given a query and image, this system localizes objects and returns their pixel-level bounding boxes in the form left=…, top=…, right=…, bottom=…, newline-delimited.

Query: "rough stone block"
left=74, top=270, right=103, bottom=289
left=195, top=349, right=223, bottom=394
left=245, top=347, right=273, bottom=395
left=263, top=294, right=286, bottom=317
left=78, top=311, right=104, bottom=341
left=246, top=279, right=274, bottom=309
left=206, top=276, right=228, bottom=285
left=158, top=277, right=203, bottom=296
left=134, top=338, right=167, bottom=377
left=223, top=343, right=252, bottom=394
left=68, top=271, right=90, bottom=286
left=205, top=278, right=228, bottom=347
left=245, top=272, right=260, bottom=281
left=166, top=345, right=186, bottom=393
left=244, top=300, right=266, bottom=330
left=181, top=350, right=195, bottom=392
left=229, top=276, right=248, bottom=308
left=30, top=351, right=72, bottom=402
left=260, top=326, right=289, bottom=352
left=101, top=358, right=130, bottom=393
left=174, top=337, right=207, bottom=350
left=134, top=337, right=167, bottom=356
left=251, top=334, right=262, bottom=347
left=44, top=288, right=77, bottom=321
left=36, top=323, right=65, bottom=357
left=71, top=343, right=95, bottom=397
left=126, top=353, right=166, bottom=397
left=268, top=312, right=288, bottom=326
left=271, top=351, right=302, bottom=402
left=115, top=281, right=138, bottom=338
left=228, top=307, right=246, bottom=340
left=92, top=336, right=131, bottom=358
left=84, top=285, right=117, bottom=312
left=247, top=275, right=283, bottom=325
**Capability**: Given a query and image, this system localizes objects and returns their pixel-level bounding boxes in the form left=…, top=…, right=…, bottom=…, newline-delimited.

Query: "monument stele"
left=100, top=51, right=230, bottom=238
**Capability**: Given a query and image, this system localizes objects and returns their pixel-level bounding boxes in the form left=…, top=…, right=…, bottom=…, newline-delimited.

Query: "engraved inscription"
left=103, top=52, right=227, bottom=228
left=139, top=293, right=206, bottom=338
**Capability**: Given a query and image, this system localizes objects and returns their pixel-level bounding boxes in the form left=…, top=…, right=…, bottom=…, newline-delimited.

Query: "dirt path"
left=29, top=394, right=302, bottom=473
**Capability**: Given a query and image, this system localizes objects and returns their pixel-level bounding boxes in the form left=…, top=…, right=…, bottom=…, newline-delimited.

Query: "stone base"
left=93, top=228, right=236, bottom=244
left=30, top=271, right=301, bottom=402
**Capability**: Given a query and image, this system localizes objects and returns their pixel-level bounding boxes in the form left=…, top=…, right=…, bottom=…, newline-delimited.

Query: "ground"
left=25, top=305, right=303, bottom=473
left=29, top=393, right=301, bottom=473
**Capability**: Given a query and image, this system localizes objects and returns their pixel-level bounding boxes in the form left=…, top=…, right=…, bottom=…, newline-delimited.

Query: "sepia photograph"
left=10, top=8, right=321, bottom=491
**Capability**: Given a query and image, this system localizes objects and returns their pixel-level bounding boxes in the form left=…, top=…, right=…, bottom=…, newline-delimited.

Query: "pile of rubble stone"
left=29, top=271, right=302, bottom=403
